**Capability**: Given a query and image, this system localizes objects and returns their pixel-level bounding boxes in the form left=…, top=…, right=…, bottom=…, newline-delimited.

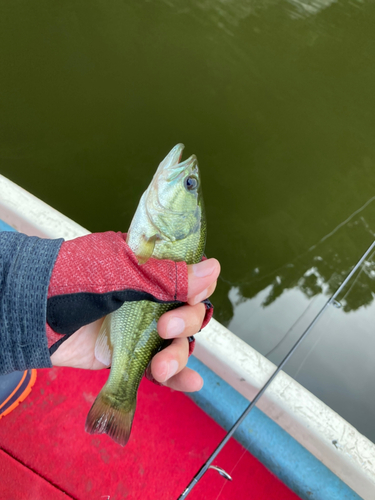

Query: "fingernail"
left=166, top=317, right=185, bottom=338
left=193, top=259, right=216, bottom=278
left=166, top=360, right=179, bottom=380
left=192, top=288, right=208, bottom=305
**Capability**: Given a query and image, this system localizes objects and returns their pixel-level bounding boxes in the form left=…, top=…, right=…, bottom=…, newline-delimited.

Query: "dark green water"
left=1, top=0, right=375, bottom=441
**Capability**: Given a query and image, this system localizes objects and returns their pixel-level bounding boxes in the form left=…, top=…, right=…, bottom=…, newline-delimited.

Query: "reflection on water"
left=1, top=0, right=375, bottom=440
left=227, top=199, right=375, bottom=317
left=228, top=285, right=313, bottom=355
left=227, top=240, right=375, bottom=441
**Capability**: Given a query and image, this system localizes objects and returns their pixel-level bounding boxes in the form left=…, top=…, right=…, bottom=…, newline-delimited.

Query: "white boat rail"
left=1, top=173, right=374, bottom=499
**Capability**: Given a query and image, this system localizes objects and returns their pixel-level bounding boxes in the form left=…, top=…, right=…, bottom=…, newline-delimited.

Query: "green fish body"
left=85, top=144, right=206, bottom=446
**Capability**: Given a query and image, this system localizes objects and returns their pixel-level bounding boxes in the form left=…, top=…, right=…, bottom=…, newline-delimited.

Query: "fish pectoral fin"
left=135, top=234, right=157, bottom=265
left=95, top=316, right=113, bottom=367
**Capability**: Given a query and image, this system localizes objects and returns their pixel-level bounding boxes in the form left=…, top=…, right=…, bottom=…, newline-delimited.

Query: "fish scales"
left=85, top=144, right=206, bottom=446
left=103, top=301, right=179, bottom=409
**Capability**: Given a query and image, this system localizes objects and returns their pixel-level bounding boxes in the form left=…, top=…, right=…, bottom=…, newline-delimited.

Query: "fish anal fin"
left=95, top=317, right=113, bottom=367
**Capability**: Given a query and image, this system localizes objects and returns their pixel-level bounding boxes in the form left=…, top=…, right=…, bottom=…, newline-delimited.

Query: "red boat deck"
left=0, top=366, right=300, bottom=500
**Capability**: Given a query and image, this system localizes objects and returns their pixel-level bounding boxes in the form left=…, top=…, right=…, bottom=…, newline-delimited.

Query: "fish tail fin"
left=85, top=391, right=136, bottom=447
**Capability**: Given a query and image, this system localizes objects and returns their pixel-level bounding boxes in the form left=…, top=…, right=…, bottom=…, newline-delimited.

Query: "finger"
left=187, top=258, right=220, bottom=305
left=187, top=279, right=217, bottom=306
left=157, top=302, right=206, bottom=339
left=192, top=279, right=217, bottom=305
left=164, top=367, right=204, bottom=392
left=150, top=337, right=189, bottom=384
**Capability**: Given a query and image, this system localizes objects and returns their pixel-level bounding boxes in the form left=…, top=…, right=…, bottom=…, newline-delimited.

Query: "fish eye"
left=185, top=175, right=198, bottom=191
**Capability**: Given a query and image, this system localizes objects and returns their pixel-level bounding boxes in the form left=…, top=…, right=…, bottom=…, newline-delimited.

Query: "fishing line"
left=340, top=250, right=375, bottom=305
left=272, top=249, right=375, bottom=381
left=291, top=316, right=332, bottom=382
left=219, top=195, right=375, bottom=289
left=264, top=294, right=319, bottom=359
left=214, top=448, right=248, bottom=500
left=177, top=240, right=375, bottom=500
left=308, top=196, right=375, bottom=252
left=291, top=249, right=375, bottom=382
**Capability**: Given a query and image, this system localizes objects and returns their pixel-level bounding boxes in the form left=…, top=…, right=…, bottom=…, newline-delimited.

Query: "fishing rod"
left=177, top=240, right=375, bottom=499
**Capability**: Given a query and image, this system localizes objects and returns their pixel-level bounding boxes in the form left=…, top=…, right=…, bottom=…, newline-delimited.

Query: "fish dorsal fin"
left=95, top=317, right=113, bottom=366
left=135, top=234, right=157, bottom=265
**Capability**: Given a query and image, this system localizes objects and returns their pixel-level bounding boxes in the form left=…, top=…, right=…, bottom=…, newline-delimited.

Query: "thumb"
left=187, top=258, right=220, bottom=305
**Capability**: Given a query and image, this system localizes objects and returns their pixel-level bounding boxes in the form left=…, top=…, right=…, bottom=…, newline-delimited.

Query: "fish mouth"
left=158, top=143, right=185, bottom=171
left=143, top=144, right=201, bottom=239
left=157, top=144, right=198, bottom=182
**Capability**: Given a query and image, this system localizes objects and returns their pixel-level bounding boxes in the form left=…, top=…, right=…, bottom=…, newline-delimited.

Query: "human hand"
left=149, top=258, right=219, bottom=391
left=50, top=258, right=220, bottom=392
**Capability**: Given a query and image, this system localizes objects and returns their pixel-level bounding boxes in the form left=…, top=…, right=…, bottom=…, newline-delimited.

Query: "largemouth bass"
left=85, top=144, right=206, bottom=446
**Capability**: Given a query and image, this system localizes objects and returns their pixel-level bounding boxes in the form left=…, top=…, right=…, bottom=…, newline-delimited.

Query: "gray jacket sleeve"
left=0, top=232, right=63, bottom=374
